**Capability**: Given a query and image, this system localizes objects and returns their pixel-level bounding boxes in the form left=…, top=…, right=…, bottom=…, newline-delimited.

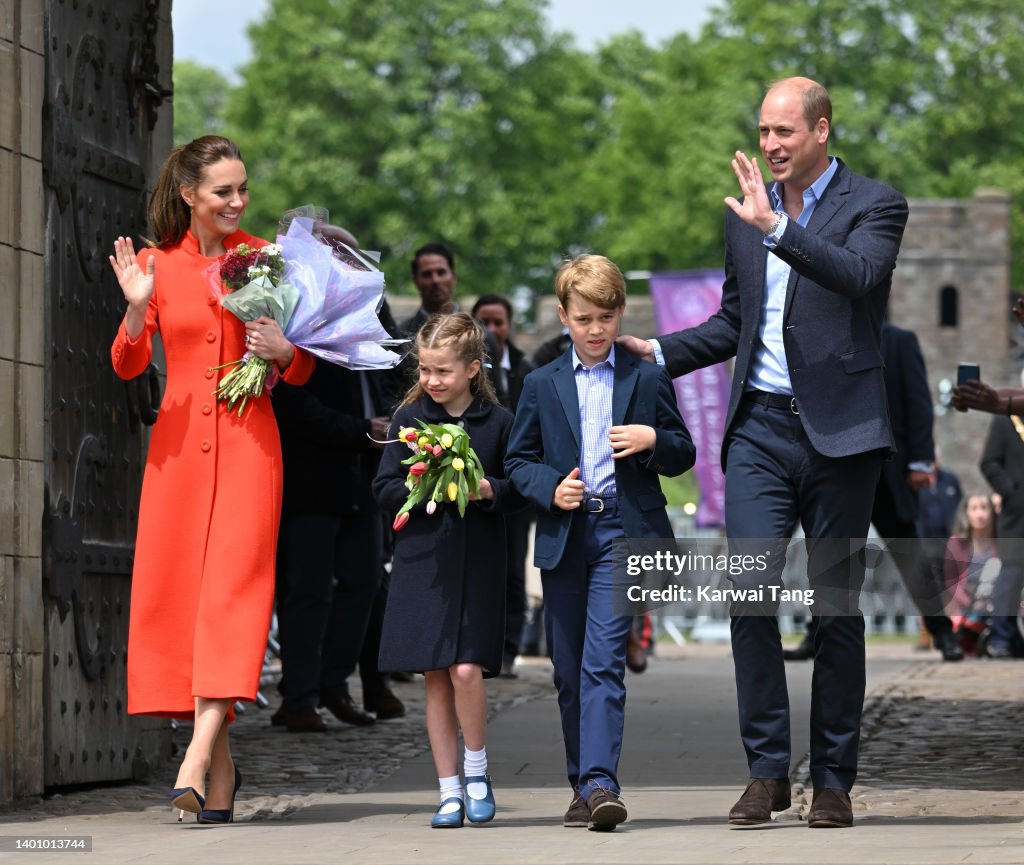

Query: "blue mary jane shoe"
left=430, top=797, right=465, bottom=828
left=464, top=774, right=496, bottom=824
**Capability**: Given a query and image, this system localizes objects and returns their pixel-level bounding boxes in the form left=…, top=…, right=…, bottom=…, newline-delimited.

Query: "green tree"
left=172, top=60, right=233, bottom=146
left=582, top=0, right=1024, bottom=283
left=226, top=0, right=607, bottom=296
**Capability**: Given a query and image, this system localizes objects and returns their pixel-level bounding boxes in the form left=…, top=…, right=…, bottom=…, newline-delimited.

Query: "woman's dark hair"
left=149, top=136, right=243, bottom=249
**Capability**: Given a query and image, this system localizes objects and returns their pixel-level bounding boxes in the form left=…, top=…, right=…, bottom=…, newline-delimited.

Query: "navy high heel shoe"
left=464, top=774, right=496, bottom=824
left=170, top=785, right=205, bottom=818
left=430, top=797, right=465, bottom=828
left=198, top=766, right=243, bottom=825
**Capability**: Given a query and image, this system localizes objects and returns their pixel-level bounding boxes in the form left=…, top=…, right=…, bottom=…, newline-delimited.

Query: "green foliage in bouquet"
left=391, top=420, right=484, bottom=530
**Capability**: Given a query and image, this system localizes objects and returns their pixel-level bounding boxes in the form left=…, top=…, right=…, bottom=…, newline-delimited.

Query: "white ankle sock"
left=438, top=775, right=463, bottom=814
left=464, top=746, right=489, bottom=799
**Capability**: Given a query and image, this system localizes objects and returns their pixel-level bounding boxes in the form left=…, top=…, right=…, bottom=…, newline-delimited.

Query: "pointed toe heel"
left=197, top=766, right=242, bottom=825
left=430, top=797, right=465, bottom=828
left=170, top=786, right=205, bottom=816
left=464, top=774, right=496, bottom=824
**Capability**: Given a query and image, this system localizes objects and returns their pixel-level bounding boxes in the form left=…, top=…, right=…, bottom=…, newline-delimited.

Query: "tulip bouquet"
left=391, top=420, right=484, bottom=531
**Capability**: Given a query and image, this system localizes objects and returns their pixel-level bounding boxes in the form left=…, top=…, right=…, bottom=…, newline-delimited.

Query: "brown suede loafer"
left=364, top=688, right=405, bottom=720
left=320, top=693, right=376, bottom=727
left=807, top=787, right=853, bottom=828
left=563, top=793, right=590, bottom=828
left=281, top=704, right=328, bottom=733
left=586, top=787, right=627, bottom=831
left=728, top=777, right=792, bottom=824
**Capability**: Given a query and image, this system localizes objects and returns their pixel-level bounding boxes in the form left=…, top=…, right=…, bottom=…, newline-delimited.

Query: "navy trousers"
left=725, top=400, right=881, bottom=792
left=542, top=504, right=633, bottom=800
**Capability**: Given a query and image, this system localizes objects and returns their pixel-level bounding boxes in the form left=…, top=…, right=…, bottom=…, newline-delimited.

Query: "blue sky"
left=172, top=0, right=719, bottom=80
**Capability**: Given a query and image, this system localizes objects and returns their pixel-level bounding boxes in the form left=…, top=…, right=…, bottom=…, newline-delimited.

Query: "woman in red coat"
left=109, top=136, right=313, bottom=823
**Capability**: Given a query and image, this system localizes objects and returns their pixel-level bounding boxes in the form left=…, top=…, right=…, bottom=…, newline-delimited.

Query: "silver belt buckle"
left=790, top=397, right=799, bottom=415
left=587, top=497, right=605, bottom=513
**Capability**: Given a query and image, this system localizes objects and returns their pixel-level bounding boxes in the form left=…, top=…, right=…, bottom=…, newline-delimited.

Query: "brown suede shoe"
left=626, top=631, right=648, bottom=673
left=807, top=787, right=853, bottom=828
left=728, top=777, right=792, bottom=824
left=320, top=693, right=376, bottom=727
left=281, top=704, right=328, bottom=733
left=586, top=787, right=627, bottom=831
left=563, top=793, right=589, bottom=828
left=364, top=688, right=405, bottom=720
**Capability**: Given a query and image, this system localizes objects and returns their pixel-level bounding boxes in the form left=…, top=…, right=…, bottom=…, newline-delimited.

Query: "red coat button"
left=202, top=404, right=212, bottom=416
left=201, top=441, right=212, bottom=453
left=205, top=370, right=214, bottom=380
left=206, top=331, right=216, bottom=343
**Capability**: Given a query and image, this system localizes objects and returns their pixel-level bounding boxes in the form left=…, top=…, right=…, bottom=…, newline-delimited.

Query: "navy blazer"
left=505, top=344, right=696, bottom=571
left=659, top=158, right=909, bottom=465
left=879, top=322, right=935, bottom=524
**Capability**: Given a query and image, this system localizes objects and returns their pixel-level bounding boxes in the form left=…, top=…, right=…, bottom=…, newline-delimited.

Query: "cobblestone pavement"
left=6, top=668, right=555, bottom=823
left=5, top=644, right=1022, bottom=827
left=792, top=654, right=1024, bottom=820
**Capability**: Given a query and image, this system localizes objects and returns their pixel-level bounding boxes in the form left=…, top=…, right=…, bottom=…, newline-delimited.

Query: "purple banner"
left=649, top=271, right=730, bottom=528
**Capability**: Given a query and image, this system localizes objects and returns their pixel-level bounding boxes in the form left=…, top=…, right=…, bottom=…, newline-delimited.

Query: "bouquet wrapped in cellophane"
left=210, top=206, right=404, bottom=415
left=391, top=420, right=484, bottom=531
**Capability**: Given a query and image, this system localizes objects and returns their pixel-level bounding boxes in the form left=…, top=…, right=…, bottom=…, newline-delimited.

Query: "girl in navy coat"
left=373, top=313, right=521, bottom=828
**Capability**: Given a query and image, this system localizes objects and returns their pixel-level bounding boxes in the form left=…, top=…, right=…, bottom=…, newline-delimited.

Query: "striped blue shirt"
left=573, top=347, right=616, bottom=496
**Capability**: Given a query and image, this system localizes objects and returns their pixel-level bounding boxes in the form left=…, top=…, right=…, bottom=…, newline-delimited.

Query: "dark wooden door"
left=41, top=0, right=171, bottom=786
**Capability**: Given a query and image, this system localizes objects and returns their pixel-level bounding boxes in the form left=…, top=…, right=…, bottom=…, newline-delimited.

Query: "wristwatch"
left=765, top=213, right=785, bottom=238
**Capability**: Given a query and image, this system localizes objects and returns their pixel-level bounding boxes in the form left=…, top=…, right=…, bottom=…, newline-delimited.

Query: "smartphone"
left=956, top=363, right=980, bottom=385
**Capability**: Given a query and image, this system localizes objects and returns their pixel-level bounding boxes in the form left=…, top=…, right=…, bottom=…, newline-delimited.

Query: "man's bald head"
left=766, top=77, right=832, bottom=134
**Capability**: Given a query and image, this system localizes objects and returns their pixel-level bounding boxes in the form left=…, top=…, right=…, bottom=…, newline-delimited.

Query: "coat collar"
left=549, top=343, right=640, bottom=444
left=415, top=393, right=494, bottom=424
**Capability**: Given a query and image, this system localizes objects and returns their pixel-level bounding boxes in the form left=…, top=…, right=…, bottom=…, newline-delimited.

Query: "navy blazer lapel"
left=612, top=345, right=639, bottom=426
left=782, top=160, right=851, bottom=322
left=552, top=352, right=582, bottom=449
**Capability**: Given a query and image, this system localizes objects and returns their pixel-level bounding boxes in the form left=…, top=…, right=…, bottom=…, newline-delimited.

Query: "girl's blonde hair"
left=399, top=312, right=498, bottom=408
left=148, top=135, right=243, bottom=249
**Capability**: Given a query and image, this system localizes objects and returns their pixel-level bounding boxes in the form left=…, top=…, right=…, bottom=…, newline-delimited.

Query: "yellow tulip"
left=440, top=433, right=454, bottom=448
left=448, top=482, right=458, bottom=501
left=418, top=436, right=430, bottom=447
left=452, top=457, right=465, bottom=471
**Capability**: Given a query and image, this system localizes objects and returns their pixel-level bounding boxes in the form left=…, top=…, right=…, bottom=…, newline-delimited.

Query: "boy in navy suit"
left=505, top=255, right=695, bottom=830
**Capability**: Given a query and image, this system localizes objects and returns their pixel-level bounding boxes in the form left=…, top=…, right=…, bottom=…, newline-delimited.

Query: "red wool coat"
left=111, top=229, right=314, bottom=718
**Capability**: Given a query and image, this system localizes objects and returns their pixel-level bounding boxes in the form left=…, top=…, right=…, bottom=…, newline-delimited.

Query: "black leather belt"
left=584, top=495, right=617, bottom=513
left=743, top=389, right=799, bottom=415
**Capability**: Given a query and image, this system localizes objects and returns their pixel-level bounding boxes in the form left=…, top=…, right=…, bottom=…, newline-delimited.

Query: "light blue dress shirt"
left=650, top=157, right=839, bottom=387
left=746, top=156, right=839, bottom=393
left=572, top=346, right=617, bottom=496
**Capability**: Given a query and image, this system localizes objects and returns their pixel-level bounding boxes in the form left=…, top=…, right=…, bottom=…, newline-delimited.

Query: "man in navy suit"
left=506, top=254, right=695, bottom=831
left=622, top=77, right=909, bottom=827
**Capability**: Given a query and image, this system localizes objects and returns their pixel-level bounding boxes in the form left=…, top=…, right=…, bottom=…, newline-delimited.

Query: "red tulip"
left=432, top=444, right=443, bottom=457
left=409, top=461, right=428, bottom=476
left=393, top=512, right=410, bottom=531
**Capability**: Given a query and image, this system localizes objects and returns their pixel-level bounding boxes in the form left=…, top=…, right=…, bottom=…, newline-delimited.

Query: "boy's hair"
left=398, top=312, right=499, bottom=408
left=554, top=254, right=626, bottom=311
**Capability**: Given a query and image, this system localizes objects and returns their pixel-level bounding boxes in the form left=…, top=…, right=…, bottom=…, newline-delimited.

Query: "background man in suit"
left=785, top=322, right=963, bottom=662
left=621, top=77, right=909, bottom=827
left=472, top=293, right=535, bottom=676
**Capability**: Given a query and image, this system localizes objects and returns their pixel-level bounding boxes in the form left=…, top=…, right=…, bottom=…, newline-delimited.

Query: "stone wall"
left=0, top=0, right=46, bottom=807
left=890, top=191, right=1013, bottom=492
